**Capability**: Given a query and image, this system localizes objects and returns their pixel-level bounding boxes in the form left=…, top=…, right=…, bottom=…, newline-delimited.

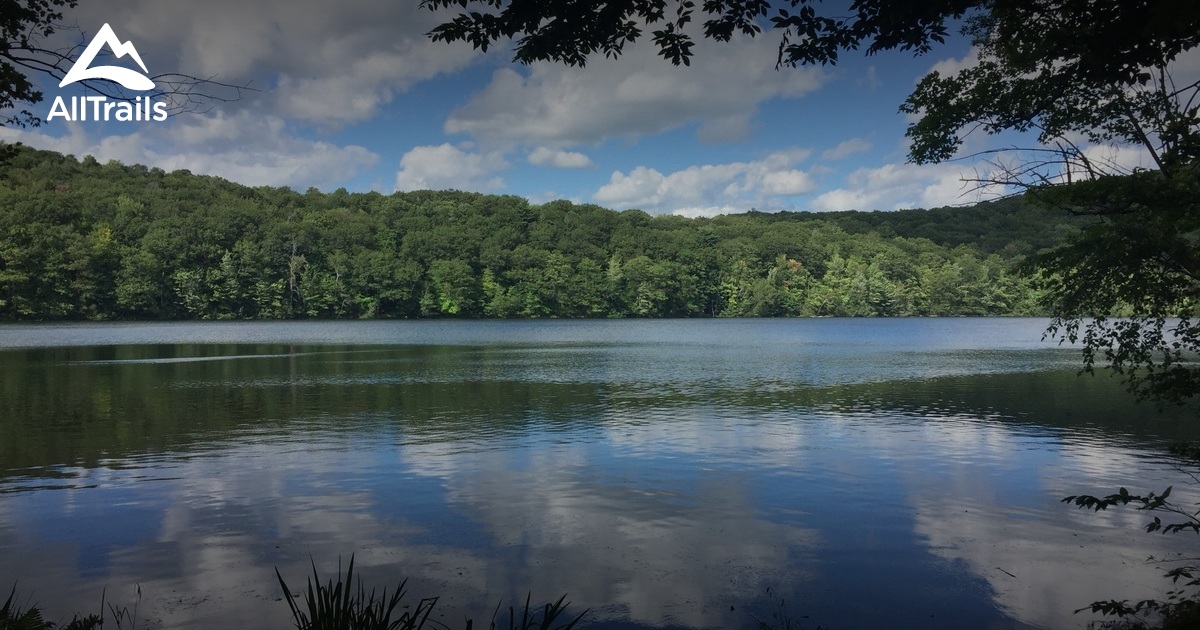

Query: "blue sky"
left=2, top=0, right=1020, bottom=216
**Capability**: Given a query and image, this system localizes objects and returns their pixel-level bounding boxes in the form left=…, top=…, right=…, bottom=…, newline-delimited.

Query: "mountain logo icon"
left=59, top=23, right=155, bottom=91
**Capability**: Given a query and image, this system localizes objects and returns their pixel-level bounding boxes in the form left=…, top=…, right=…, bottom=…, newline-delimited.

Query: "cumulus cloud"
left=270, top=39, right=478, bottom=126
left=394, top=143, right=508, bottom=192
left=927, top=46, right=984, bottom=79
left=64, top=0, right=479, bottom=125
left=975, top=143, right=1157, bottom=186
left=592, top=149, right=815, bottom=215
left=1, top=0, right=490, bottom=191
left=0, top=111, right=378, bottom=189
left=809, top=162, right=986, bottom=212
left=527, top=146, right=594, bottom=169
left=445, top=35, right=826, bottom=146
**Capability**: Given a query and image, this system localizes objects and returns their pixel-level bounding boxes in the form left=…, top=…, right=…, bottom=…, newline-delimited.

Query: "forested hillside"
left=0, top=146, right=1084, bottom=320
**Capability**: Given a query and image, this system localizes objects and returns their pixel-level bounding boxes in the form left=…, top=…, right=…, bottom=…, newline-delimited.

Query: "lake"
left=1, top=318, right=1198, bottom=629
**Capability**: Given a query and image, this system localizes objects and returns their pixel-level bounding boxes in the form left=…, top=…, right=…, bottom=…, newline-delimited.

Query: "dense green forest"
left=0, top=145, right=1084, bottom=320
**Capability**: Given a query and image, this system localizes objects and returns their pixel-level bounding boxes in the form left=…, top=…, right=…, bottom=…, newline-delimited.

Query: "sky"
left=0, top=0, right=1076, bottom=216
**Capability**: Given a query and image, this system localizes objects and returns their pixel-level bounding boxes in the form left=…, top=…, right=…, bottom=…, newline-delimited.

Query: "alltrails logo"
left=48, top=23, right=168, bottom=122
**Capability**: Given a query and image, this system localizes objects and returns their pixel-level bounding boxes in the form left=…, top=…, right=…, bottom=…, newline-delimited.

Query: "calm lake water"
left=2, top=318, right=1199, bottom=629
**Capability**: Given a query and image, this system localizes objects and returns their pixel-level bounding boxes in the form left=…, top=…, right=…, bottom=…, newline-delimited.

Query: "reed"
left=482, top=592, right=587, bottom=630
left=276, top=555, right=436, bottom=630
left=0, top=584, right=103, bottom=630
left=275, top=557, right=587, bottom=630
left=5, top=564, right=588, bottom=630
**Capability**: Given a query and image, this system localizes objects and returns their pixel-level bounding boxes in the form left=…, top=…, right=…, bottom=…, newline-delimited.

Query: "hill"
left=0, top=145, right=1084, bottom=320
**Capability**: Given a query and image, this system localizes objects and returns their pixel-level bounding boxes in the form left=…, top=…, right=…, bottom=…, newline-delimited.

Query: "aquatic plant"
left=1064, top=443, right=1200, bottom=630
left=0, top=585, right=47, bottom=630
left=482, top=593, right=587, bottom=630
left=274, top=557, right=587, bottom=630
left=276, top=555, right=436, bottom=630
left=0, top=584, right=102, bottom=630
left=7, top=564, right=588, bottom=630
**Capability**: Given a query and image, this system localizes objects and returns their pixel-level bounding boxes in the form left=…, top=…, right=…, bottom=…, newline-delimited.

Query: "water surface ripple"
left=1, top=319, right=1197, bottom=629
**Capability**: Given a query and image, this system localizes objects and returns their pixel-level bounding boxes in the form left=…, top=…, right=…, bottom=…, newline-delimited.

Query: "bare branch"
left=3, top=17, right=253, bottom=127
left=1116, top=88, right=1170, bottom=176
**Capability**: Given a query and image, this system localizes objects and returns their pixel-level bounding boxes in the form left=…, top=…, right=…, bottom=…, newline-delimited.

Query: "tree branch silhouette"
left=2, top=1, right=253, bottom=128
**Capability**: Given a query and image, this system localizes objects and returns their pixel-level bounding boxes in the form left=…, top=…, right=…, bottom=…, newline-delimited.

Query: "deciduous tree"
left=424, top=0, right=1200, bottom=405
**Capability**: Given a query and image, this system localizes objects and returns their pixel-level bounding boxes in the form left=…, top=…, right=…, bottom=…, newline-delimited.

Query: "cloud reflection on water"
left=2, top=321, right=1199, bottom=630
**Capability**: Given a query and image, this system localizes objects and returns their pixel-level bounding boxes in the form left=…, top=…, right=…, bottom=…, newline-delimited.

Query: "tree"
left=420, top=0, right=976, bottom=67
left=1062, top=444, right=1200, bottom=629
left=420, top=9, right=1200, bottom=620
left=1, top=144, right=1045, bottom=321
left=898, top=1, right=1200, bottom=406
left=1, top=0, right=248, bottom=130
left=899, top=9, right=1200, bottom=624
left=424, top=0, right=1200, bottom=405
left=2, top=0, right=75, bottom=127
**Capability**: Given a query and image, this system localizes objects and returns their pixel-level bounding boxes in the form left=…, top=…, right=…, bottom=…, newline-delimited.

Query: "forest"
left=0, top=145, right=1085, bottom=320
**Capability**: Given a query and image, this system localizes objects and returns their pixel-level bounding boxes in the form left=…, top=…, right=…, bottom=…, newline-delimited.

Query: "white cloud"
left=271, top=40, right=477, bottom=126
left=759, top=168, right=816, bottom=195
left=671, top=206, right=742, bottom=219
left=927, top=46, right=983, bottom=78
left=810, top=162, right=988, bottom=212
left=820, top=138, right=872, bottom=161
left=981, top=143, right=1158, bottom=185
left=65, top=0, right=479, bottom=126
left=394, top=143, right=508, bottom=192
left=1075, top=144, right=1156, bottom=175
left=0, top=111, right=378, bottom=189
left=527, top=146, right=594, bottom=169
left=594, top=166, right=663, bottom=207
left=445, top=34, right=826, bottom=146
left=592, top=149, right=815, bottom=214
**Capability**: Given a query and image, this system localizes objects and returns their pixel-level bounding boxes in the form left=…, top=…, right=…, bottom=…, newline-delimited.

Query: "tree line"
left=0, top=145, right=1083, bottom=321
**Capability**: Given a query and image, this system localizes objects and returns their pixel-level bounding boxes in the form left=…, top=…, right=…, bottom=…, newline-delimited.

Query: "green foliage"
left=275, top=557, right=586, bottom=630
left=1063, top=443, right=1200, bottom=629
left=423, top=0, right=1200, bottom=403
left=276, top=556, right=436, bottom=630
left=488, top=593, right=588, bottom=630
left=1, top=586, right=47, bottom=630
left=0, top=145, right=1064, bottom=322
left=5, top=567, right=586, bottom=630
left=426, top=259, right=481, bottom=316
left=420, top=0, right=975, bottom=68
left=1, top=584, right=102, bottom=630
left=897, top=0, right=1200, bottom=406
left=1030, top=171, right=1200, bottom=405
left=0, top=0, right=77, bottom=128
left=902, top=1, right=1200, bottom=165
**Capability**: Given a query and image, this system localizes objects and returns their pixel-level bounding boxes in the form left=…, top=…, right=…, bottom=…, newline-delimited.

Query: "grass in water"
left=1, top=583, right=103, bottom=630
left=276, top=555, right=436, bottom=630
left=482, top=592, right=587, bottom=630
left=275, top=555, right=587, bottom=630
left=6, top=559, right=588, bottom=630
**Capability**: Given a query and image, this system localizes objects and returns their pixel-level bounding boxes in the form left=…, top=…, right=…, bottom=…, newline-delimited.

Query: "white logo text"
left=50, top=23, right=168, bottom=123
